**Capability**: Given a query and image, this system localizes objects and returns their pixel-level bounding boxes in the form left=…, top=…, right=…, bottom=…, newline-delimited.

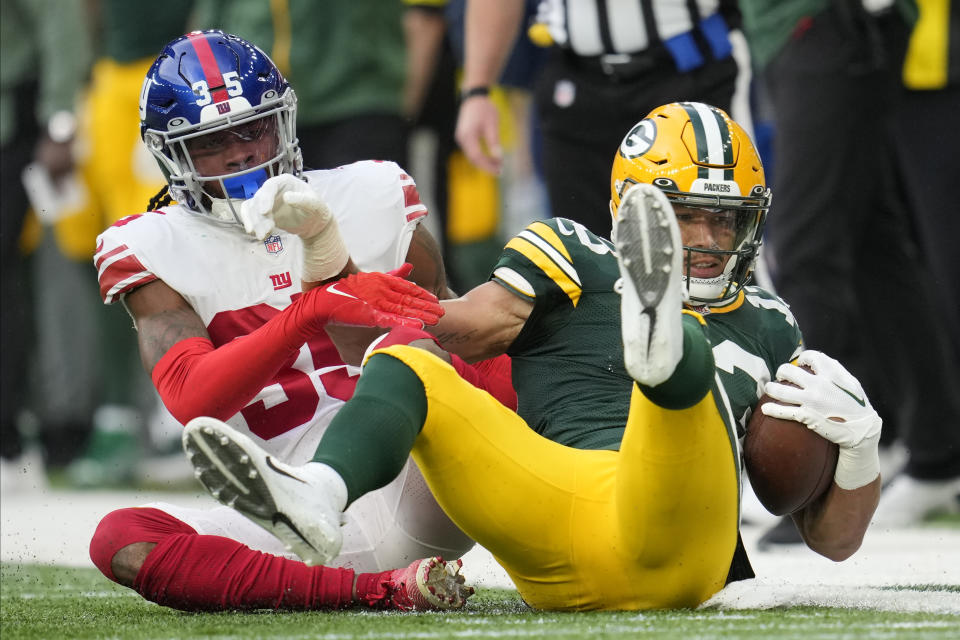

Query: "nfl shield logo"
left=264, top=235, right=283, bottom=254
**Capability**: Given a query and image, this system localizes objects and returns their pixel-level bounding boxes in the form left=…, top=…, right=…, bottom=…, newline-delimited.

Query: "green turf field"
left=2, top=564, right=957, bottom=639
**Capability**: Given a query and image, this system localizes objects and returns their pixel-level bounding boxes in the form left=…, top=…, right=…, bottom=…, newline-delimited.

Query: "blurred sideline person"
left=183, top=103, right=884, bottom=611
left=31, top=0, right=196, bottom=489
left=0, top=0, right=91, bottom=489
left=86, top=31, right=504, bottom=611
left=455, top=0, right=745, bottom=237
left=441, top=0, right=550, bottom=290
left=739, top=0, right=960, bottom=543
left=874, top=0, right=960, bottom=525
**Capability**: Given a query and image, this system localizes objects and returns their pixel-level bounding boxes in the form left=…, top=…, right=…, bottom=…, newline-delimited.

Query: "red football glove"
left=314, top=263, right=444, bottom=329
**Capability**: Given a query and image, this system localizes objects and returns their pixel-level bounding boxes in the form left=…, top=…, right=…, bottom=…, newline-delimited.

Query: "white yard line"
left=2, top=488, right=958, bottom=613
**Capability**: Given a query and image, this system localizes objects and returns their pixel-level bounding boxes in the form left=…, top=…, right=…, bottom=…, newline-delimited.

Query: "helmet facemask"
left=673, top=202, right=765, bottom=303
left=143, top=87, right=300, bottom=223
left=649, top=183, right=768, bottom=304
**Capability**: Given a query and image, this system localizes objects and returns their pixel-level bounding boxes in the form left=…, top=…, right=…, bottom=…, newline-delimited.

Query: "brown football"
left=744, top=393, right=839, bottom=516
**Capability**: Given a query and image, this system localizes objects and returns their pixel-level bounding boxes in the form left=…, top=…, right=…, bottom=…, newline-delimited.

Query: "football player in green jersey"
left=181, top=102, right=884, bottom=610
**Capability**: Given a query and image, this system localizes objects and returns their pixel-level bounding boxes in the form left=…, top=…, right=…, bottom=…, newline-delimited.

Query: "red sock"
left=134, top=533, right=356, bottom=611
left=91, top=507, right=356, bottom=611
left=90, top=507, right=197, bottom=582
left=353, top=568, right=400, bottom=609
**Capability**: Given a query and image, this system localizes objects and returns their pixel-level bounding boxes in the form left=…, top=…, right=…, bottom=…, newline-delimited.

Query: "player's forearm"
left=461, top=0, right=526, bottom=89
left=792, top=475, right=881, bottom=561
left=430, top=282, right=530, bottom=363
left=150, top=292, right=330, bottom=424
left=151, top=334, right=298, bottom=425
left=429, top=302, right=507, bottom=362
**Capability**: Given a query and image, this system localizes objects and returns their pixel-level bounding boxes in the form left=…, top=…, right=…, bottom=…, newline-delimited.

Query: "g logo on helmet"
left=619, top=119, right=656, bottom=159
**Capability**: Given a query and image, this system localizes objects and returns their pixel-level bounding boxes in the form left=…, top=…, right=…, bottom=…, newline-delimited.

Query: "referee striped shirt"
left=535, top=0, right=733, bottom=56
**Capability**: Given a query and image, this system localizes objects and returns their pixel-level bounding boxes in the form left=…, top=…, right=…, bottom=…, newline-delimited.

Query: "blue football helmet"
left=139, top=30, right=301, bottom=221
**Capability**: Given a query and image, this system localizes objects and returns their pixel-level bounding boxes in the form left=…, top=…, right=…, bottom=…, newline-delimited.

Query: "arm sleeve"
left=151, top=289, right=327, bottom=424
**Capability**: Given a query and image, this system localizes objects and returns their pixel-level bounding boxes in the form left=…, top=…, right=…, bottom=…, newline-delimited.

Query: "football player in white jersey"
left=87, top=30, right=514, bottom=612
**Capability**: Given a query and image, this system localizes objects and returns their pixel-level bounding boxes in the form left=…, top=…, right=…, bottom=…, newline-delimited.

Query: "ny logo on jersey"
left=264, top=235, right=283, bottom=254
left=270, top=272, right=292, bottom=291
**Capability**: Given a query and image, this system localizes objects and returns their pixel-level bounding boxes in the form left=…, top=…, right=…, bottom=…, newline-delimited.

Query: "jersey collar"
left=685, top=288, right=745, bottom=315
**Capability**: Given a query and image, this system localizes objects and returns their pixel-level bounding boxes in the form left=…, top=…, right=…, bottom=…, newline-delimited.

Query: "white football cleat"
left=614, top=183, right=685, bottom=387
left=182, top=416, right=347, bottom=566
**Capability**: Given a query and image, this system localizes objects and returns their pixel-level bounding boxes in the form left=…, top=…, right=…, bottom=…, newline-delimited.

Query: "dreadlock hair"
left=147, top=185, right=174, bottom=211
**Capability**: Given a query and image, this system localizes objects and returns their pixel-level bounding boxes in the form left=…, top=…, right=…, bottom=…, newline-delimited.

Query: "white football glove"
left=762, top=350, right=882, bottom=490
left=239, top=174, right=349, bottom=282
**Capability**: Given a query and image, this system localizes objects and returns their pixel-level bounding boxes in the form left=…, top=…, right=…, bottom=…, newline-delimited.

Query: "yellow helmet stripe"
left=504, top=236, right=582, bottom=306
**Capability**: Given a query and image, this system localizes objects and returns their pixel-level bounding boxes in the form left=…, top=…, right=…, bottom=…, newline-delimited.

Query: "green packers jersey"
left=492, top=218, right=804, bottom=450
left=493, top=218, right=632, bottom=449
left=693, top=286, right=804, bottom=438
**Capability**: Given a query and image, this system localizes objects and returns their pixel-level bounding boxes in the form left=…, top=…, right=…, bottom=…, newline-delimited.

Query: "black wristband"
left=460, top=86, right=491, bottom=101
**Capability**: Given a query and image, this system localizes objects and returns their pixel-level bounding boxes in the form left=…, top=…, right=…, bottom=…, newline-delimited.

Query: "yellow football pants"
left=374, top=345, right=741, bottom=611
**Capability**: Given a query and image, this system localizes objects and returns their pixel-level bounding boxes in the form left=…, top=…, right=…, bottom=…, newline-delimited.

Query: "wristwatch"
left=460, top=86, right=491, bottom=101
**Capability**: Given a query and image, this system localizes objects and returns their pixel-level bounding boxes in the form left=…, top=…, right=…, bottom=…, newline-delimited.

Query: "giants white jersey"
left=94, top=161, right=427, bottom=463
